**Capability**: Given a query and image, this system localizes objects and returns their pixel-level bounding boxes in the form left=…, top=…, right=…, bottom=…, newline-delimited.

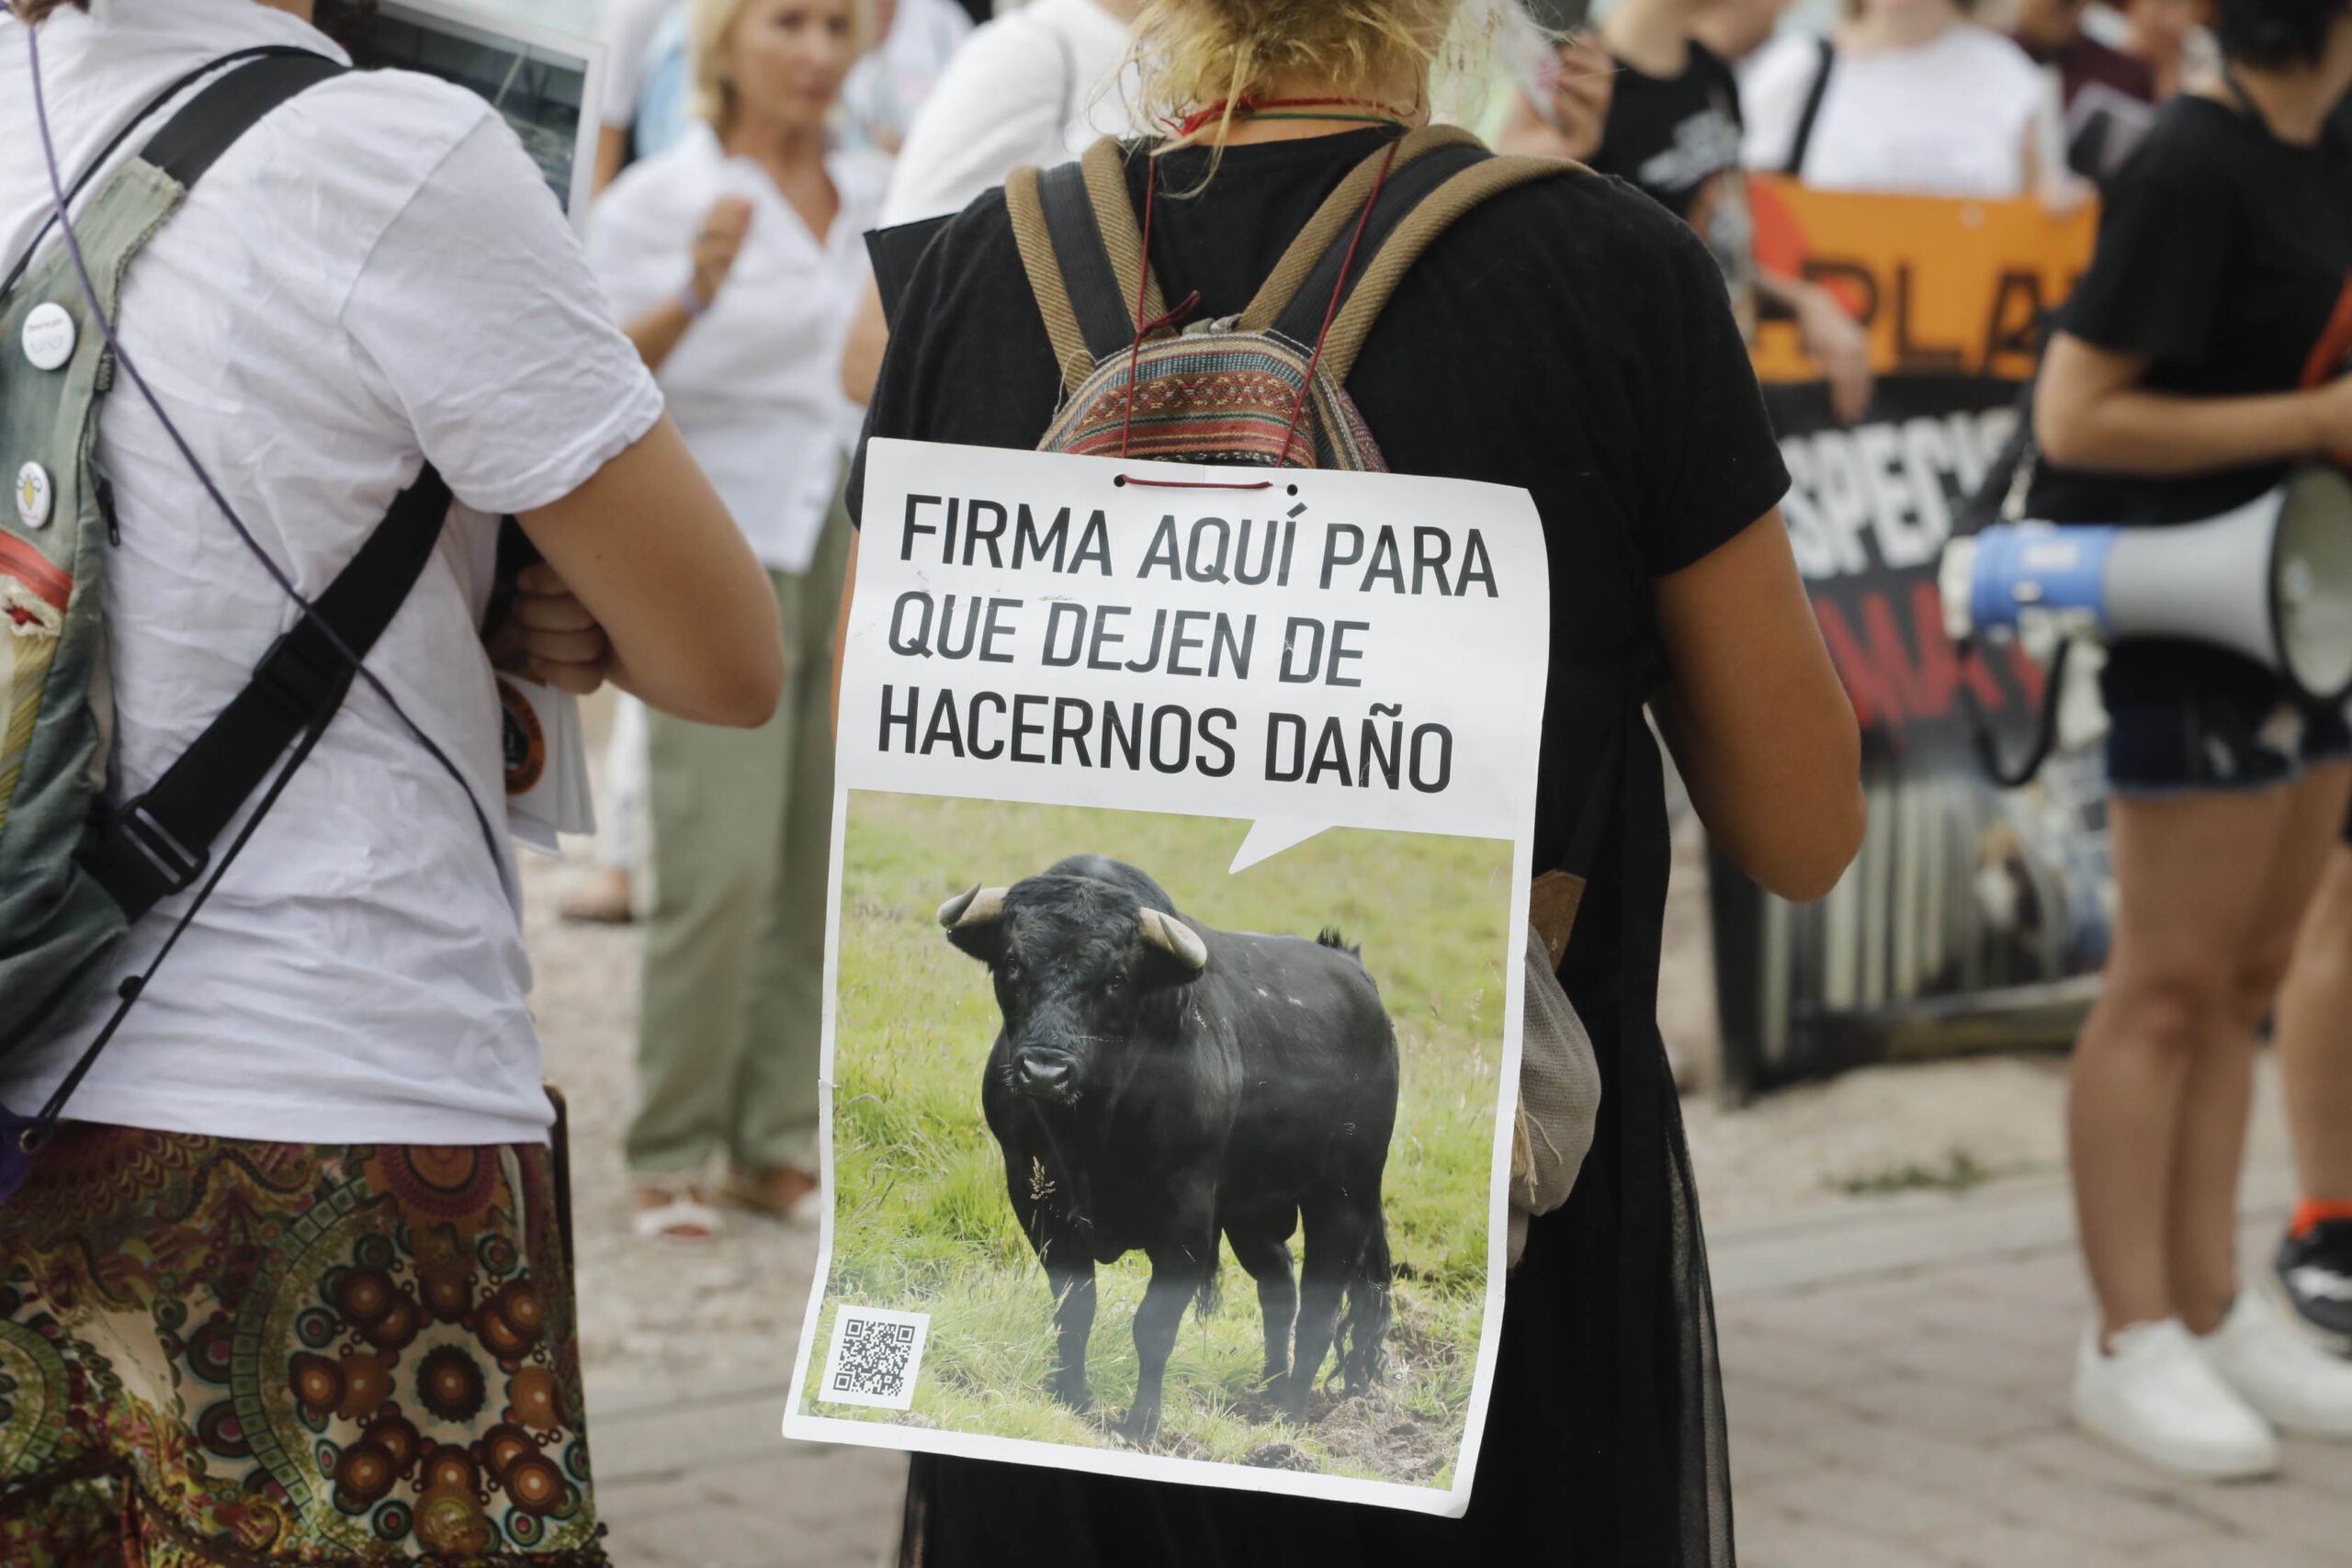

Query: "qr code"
left=819, top=1306, right=930, bottom=1410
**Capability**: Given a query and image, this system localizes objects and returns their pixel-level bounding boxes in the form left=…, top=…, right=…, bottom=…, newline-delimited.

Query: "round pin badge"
left=16, top=462, right=54, bottom=530
left=21, top=302, right=75, bottom=372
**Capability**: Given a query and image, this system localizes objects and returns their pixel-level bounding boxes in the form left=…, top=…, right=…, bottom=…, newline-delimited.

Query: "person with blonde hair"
left=590, top=0, right=877, bottom=1241
left=843, top=0, right=1866, bottom=1552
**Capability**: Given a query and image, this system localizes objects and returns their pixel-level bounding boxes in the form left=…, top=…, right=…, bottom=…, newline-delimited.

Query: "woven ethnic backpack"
left=1004, top=125, right=1566, bottom=470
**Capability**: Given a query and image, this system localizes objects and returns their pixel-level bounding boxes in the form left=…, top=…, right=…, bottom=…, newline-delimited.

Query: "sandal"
left=559, top=865, right=636, bottom=925
left=631, top=1173, right=724, bottom=1245
left=718, top=1163, right=822, bottom=1226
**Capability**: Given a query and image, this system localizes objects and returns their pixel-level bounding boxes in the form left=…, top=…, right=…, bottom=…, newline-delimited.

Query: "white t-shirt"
left=880, top=0, right=1139, bottom=226
left=597, top=0, right=677, bottom=129
left=588, top=126, right=876, bottom=573
left=1741, top=26, right=2055, bottom=198
left=0, top=0, right=663, bottom=1145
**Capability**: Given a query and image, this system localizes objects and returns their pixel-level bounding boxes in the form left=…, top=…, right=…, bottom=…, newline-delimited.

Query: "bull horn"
left=1138, top=908, right=1207, bottom=971
left=937, top=886, right=1009, bottom=929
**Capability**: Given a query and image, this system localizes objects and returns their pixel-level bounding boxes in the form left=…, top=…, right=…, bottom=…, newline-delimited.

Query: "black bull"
left=941, top=856, right=1400, bottom=1445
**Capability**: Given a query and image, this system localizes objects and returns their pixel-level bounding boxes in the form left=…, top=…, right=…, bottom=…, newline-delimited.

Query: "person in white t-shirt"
left=839, top=0, right=1144, bottom=401
left=839, top=0, right=974, bottom=154
left=594, top=0, right=682, bottom=190
left=587, top=0, right=876, bottom=1242
left=1742, top=0, right=2070, bottom=200
left=0, top=0, right=780, bottom=1557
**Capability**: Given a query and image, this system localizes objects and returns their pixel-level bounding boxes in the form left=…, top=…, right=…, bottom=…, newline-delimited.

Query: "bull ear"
left=1137, top=908, right=1208, bottom=982
left=939, top=886, right=1009, bottom=965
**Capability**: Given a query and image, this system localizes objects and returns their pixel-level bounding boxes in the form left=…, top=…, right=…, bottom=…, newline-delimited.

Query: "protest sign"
left=783, top=439, right=1551, bottom=1515
left=1717, top=180, right=2110, bottom=1092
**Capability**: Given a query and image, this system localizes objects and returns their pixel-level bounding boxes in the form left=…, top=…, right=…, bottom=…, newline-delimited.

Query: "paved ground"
left=1716, top=1168, right=2352, bottom=1568
left=526, top=722, right=2342, bottom=1565
left=575, top=1163, right=2349, bottom=1568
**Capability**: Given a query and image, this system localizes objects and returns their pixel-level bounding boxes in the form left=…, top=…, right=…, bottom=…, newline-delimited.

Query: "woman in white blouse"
left=1741, top=0, right=2069, bottom=200
left=588, top=0, right=878, bottom=1241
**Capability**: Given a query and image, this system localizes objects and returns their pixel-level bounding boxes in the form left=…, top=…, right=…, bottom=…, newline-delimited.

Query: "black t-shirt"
left=1586, top=42, right=1755, bottom=317
left=853, top=129, right=1782, bottom=1562
left=2030, top=96, right=2352, bottom=703
left=1587, top=40, right=1745, bottom=224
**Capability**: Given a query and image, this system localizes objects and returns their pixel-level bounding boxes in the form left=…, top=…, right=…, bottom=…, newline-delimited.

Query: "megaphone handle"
left=1961, top=635, right=2072, bottom=790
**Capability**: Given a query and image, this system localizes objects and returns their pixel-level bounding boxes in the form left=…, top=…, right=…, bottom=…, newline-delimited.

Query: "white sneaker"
left=2073, top=1318, right=2280, bottom=1481
left=2199, top=1292, right=2352, bottom=1438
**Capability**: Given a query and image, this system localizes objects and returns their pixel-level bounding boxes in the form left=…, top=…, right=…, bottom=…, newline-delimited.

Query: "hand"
left=1495, top=35, right=1614, bottom=164
left=1793, top=280, right=1875, bottom=425
left=487, top=561, right=612, bottom=695
left=688, top=196, right=754, bottom=309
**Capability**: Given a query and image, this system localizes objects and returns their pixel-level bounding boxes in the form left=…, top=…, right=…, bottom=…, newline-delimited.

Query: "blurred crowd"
left=576, top=0, right=2352, bottom=1506
left=565, top=0, right=2211, bottom=1237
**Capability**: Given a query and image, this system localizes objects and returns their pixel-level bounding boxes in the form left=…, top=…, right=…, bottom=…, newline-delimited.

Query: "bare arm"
left=2035, top=331, right=2352, bottom=474
left=622, top=196, right=753, bottom=375
left=1653, top=509, right=1865, bottom=901
left=1757, top=269, right=1874, bottom=425
left=517, top=414, right=782, bottom=728
left=842, top=276, right=888, bottom=405
left=624, top=295, right=701, bottom=376
left=594, top=125, right=629, bottom=197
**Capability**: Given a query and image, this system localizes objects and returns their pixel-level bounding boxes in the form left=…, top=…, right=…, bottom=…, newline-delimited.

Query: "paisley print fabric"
left=0, top=1125, right=606, bottom=1565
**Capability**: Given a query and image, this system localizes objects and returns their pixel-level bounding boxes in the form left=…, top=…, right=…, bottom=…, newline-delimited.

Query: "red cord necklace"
left=1167, top=96, right=1412, bottom=140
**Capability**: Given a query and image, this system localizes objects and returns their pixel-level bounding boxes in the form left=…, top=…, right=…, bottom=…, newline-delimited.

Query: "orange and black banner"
left=1716, top=182, right=2111, bottom=1093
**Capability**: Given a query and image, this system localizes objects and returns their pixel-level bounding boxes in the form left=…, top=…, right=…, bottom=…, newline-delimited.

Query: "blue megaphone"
left=1939, top=467, right=2352, bottom=703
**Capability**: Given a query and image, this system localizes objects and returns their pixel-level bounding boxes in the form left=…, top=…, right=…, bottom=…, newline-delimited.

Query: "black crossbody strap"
left=0, top=45, right=330, bottom=299
left=1785, top=38, right=1836, bottom=178
left=57, top=45, right=456, bottom=926
left=140, top=51, right=346, bottom=186
left=85, top=467, right=451, bottom=921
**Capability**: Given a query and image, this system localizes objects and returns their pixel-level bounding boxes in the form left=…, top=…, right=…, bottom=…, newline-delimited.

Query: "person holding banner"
left=840, top=0, right=1864, bottom=1556
left=1741, top=0, right=2067, bottom=201
left=2029, top=0, right=2352, bottom=1478
left=1575, top=0, right=1876, bottom=417
left=590, top=0, right=876, bottom=1240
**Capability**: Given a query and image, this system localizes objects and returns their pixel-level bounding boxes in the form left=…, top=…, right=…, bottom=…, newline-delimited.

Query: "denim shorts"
left=2107, top=691, right=2352, bottom=795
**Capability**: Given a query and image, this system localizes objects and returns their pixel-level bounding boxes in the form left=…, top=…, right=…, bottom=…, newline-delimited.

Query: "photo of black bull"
left=939, top=855, right=1401, bottom=1446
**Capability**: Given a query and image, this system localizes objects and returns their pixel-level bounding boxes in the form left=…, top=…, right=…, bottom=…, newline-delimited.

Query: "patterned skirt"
left=0, top=1124, right=606, bottom=1565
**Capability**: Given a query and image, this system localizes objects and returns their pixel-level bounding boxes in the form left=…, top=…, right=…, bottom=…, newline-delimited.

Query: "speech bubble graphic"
left=1228, top=817, right=1331, bottom=874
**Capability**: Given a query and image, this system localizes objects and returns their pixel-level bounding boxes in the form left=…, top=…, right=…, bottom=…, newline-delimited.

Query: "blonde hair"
left=1128, top=0, right=1505, bottom=155
left=690, top=0, right=871, bottom=130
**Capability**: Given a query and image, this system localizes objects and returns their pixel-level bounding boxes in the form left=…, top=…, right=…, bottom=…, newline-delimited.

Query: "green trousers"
left=628, top=505, right=849, bottom=1178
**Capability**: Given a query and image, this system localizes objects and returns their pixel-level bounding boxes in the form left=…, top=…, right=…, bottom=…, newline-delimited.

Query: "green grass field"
left=797, top=792, right=1515, bottom=1487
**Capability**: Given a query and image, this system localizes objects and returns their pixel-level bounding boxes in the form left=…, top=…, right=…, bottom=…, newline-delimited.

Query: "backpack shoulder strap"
left=83, top=468, right=450, bottom=921
left=1785, top=38, right=1836, bottom=178
left=1005, top=137, right=1168, bottom=395
left=136, top=50, right=346, bottom=190
left=1291, top=143, right=1579, bottom=387
left=1, top=46, right=334, bottom=301
left=1234, top=123, right=1486, bottom=335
